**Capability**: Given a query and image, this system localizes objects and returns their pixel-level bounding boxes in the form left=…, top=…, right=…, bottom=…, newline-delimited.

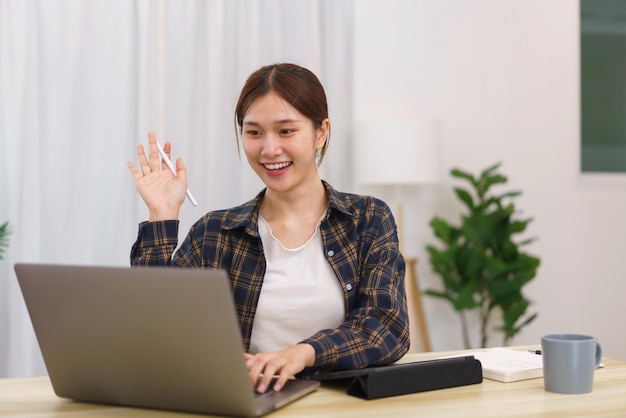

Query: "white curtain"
left=0, top=0, right=354, bottom=377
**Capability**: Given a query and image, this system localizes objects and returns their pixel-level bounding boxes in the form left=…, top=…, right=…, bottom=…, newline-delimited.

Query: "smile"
left=263, top=162, right=292, bottom=170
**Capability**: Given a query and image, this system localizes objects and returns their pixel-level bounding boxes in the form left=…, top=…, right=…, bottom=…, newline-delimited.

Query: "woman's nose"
left=261, top=134, right=281, bottom=156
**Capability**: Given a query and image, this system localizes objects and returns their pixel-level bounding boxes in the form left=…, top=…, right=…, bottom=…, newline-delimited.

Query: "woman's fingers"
left=147, top=132, right=162, bottom=173
left=135, top=133, right=176, bottom=177
left=163, top=141, right=172, bottom=164
left=127, top=160, right=142, bottom=181
left=245, top=346, right=312, bottom=394
left=127, top=132, right=187, bottom=220
left=137, top=144, right=152, bottom=177
left=246, top=355, right=265, bottom=391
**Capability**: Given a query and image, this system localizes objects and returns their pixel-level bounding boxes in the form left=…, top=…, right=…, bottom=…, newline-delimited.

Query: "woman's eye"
left=280, top=129, right=295, bottom=135
left=246, top=130, right=261, bottom=136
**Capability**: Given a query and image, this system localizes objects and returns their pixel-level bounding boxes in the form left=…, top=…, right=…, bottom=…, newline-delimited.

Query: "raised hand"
left=127, top=132, right=188, bottom=221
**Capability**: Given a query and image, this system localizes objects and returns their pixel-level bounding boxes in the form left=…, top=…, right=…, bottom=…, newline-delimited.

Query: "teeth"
left=264, top=162, right=291, bottom=170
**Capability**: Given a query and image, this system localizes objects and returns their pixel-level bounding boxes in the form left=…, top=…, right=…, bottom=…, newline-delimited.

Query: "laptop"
left=14, top=263, right=320, bottom=417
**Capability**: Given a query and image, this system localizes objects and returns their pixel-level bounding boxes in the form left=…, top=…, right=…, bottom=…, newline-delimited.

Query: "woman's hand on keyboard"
left=245, top=343, right=316, bottom=393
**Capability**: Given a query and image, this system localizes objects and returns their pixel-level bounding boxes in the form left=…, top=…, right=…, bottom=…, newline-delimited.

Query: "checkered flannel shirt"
left=130, top=181, right=410, bottom=374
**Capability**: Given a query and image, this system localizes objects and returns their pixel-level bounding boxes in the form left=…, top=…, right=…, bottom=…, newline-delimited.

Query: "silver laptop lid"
left=14, top=263, right=318, bottom=417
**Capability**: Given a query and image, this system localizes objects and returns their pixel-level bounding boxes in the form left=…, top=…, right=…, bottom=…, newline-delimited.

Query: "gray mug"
left=541, top=333, right=602, bottom=394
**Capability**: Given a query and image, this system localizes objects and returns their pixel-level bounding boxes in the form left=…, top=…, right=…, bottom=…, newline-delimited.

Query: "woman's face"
left=241, top=92, right=328, bottom=193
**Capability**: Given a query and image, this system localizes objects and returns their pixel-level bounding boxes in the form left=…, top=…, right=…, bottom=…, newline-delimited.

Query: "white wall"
left=353, top=0, right=626, bottom=359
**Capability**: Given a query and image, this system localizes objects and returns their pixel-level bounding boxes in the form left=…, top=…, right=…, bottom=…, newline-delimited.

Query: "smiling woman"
left=235, top=64, right=332, bottom=168
left=127, top=63, right=410, bottom=396
left=240, top=91, right=328, bottom=195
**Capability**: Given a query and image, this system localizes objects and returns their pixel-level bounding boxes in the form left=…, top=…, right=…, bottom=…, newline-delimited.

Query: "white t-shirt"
left=249, top=215, right=345, bottom=354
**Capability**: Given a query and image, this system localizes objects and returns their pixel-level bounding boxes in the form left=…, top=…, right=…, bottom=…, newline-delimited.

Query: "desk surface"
left=1, top=347, right=625, bottom=418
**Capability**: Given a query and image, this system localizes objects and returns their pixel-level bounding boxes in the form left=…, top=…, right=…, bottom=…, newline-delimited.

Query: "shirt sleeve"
left=300, top=199, right=410, bottom=374
left=130, top=220, right=180, bottom=266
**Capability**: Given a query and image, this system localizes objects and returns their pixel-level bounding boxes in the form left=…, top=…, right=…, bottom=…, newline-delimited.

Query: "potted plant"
left=0, top=221, right=10, bottom=260
left=425, top=163, right=540, bottom=348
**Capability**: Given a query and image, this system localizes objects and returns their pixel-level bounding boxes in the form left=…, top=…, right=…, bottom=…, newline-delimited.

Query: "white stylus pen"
left=155, top=141, right=198, bottom=207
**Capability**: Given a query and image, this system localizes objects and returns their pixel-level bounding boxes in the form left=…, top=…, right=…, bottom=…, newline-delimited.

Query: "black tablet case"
left=309, top=356, right=482, bottom=400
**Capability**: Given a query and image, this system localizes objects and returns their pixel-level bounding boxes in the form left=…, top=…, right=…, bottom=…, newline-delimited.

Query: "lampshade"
left=353, top=118, right=440, bottom=185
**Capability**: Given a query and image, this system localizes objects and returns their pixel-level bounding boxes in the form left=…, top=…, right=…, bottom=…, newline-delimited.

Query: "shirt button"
left=327, top=250, right=335, bottom=256
left=346, top=284, right=353, bottom=291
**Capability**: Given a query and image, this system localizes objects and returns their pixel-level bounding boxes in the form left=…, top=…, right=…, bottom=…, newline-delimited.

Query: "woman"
left=127, top=63, right=409, bottom=394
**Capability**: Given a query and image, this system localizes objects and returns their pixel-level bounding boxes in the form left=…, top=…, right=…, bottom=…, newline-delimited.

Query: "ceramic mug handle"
left=594, top=342, right=602, bottom=368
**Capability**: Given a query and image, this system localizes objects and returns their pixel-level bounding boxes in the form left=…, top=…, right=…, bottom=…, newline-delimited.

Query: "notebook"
left=440, top=347, right=543, bottom=382
left=14, top=263, right=319, bottom=417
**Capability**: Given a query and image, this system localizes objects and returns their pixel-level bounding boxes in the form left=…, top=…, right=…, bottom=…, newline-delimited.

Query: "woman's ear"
left=316, top=118, right=330, bottom=150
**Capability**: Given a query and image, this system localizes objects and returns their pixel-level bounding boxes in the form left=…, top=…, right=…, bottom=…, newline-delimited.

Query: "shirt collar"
left=221, top=180, right=354, bottom=236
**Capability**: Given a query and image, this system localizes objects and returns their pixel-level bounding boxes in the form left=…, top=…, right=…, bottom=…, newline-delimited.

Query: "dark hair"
left=234, top=63, right=330, bottom=165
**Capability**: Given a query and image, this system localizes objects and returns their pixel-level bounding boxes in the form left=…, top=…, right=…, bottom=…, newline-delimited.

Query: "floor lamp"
left=353, top=118, right=440, bottom=353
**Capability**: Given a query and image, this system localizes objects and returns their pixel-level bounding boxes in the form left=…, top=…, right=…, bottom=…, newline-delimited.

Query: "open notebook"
left=14, top=263, right=319, bottom=417
left=441, top=347, right=543, bottom=382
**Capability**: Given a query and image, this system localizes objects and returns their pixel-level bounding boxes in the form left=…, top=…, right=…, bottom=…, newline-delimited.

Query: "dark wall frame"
left=580, top=0, right=626, bottom=173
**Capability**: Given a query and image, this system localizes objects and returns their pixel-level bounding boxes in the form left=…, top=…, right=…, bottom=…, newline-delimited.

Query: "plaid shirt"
left=130, top=181, right=409, bottom=374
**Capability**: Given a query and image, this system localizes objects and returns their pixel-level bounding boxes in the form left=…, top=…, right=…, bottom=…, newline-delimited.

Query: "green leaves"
left=450, top=168, right=476, bottom=186
left=452, top=162, right=508, bottom=200
left=429, top=217, right=456, bottom=244
left=426, top=163, right=540, bottom=348
left=454, top=187, right=475, bottom=211
left=0, top=221, right=10, bottom=261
